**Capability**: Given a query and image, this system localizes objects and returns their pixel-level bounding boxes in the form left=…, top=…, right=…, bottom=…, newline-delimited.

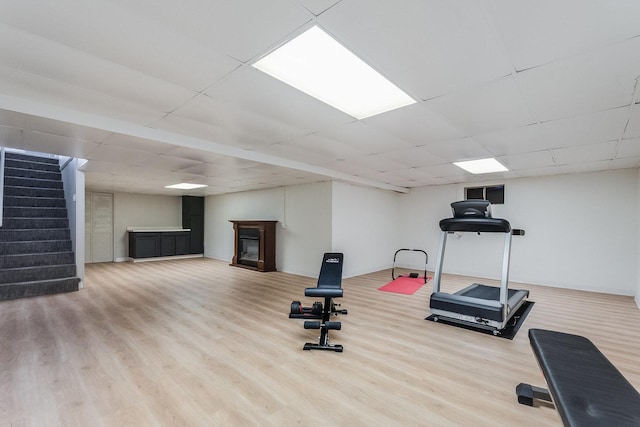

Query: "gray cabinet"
left=182, top=196, right=204, bottom=254
left=128, top=231, right=191, bottom=259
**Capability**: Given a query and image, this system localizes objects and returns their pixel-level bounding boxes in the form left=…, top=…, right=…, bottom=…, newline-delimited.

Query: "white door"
left=85, top=195, right=92, bottom=261
left=85, top=192, right=113, bottom=263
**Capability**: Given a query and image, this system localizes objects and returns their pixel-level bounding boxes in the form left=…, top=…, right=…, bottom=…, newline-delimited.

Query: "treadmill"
left=429, top=200, right=528, bottom=335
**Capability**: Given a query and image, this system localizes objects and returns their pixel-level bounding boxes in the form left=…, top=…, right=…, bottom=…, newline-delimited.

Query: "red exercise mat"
left=377, top=276, right=430, bottom=295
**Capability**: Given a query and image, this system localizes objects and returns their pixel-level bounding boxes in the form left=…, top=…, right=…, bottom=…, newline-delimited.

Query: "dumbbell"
left=290, top=301, right=302, bottom=314
left=290, top=301, right=324, bottom=315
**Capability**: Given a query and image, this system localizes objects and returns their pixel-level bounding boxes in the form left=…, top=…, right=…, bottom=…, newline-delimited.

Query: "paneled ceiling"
left=0, top=0, right=639, bottom=196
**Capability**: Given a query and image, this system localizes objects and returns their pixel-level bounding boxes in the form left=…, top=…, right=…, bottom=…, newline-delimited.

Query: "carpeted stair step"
left=2, top=195, right=66, bottom=208
left=1, top=151, right=80, bottom=301
left=3, top=185, right=64, bottom=198
left=4, top=166, right=61, bottom=181
left=1, top=217, right=69, bottom=229
left=0, top=252, right=75, bottom=269
left=4, top=176, right=63, bottom=189
left=4, top=158, right=60, bottom=172
left=0, top=264, right=77, bottom=284
left=0, top=240, right=72, bottom=254
left=3, top=206, right=68, bottom=218
left=5, top=152, right=59, bottom=165
left=0, top=277, right=80, bottom=301
left=0, top=228, right=71, bottom=241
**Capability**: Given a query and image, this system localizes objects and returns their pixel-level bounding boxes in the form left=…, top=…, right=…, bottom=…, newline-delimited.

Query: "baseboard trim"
left=128, top=254, right=204, bottom=263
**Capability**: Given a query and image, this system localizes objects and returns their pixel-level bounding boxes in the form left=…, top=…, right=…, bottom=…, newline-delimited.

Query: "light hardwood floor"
left=1, top=258, right=639, bottom=426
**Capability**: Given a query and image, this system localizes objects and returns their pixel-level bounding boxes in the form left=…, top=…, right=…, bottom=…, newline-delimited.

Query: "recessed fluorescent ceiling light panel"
left=454, top=158, right=508, bottom=174
left=165, top=183, right=208, bottom=190
left=253, top=26, right=416, bottom=119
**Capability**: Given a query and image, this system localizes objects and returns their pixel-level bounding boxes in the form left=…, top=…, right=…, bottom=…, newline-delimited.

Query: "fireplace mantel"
left=229, top=220, right=277, bottom=272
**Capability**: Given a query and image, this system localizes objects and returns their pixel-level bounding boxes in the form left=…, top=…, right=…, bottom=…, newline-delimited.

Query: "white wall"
left=60, top=158, right=85, bottom=287
left=204, top=180, right=401, bottom=278
left=279, top=182, right=332, bottom=276
left=397, top=184, right=459, bottom=273
left=331, top=181, right=399, bottom=277
left=112, top=192, right=182, bottom=261
left=204, top=182, right=333, bottom=276
left=400, top=169, right=639, bottom=295
left=204, top=187, right=285, bottom=263
left=202, top=169, right=639, bottom=296
left=637, top=169, right=640, bottom=308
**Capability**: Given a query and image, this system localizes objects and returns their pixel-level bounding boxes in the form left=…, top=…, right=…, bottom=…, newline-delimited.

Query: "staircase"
left=0, top=152, right=80, bottom=300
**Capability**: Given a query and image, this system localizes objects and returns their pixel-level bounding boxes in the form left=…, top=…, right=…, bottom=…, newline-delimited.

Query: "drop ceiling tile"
left=512, top=165, right=561, bottom=178
left=23, top=130, right=101, bottom=158
left=180, top=163, right=234, bottom=177
left=536, top=108, right=628, bottom=149
left=426, top=75, right=535, bottom=136
left=221, top=166, right=273, bottom=180
left=258, top=141, right=337, bottom=166
left=25, top=116, right=112, bottom=143
left=108, top=0, right=313, bottom=62
left=162, top=146, right=226, bottom=163
left=0, top=24, right=196, bottom=113
left=319, top=159, right=377, bottom=177
left=0, top=67, right=168, bottom=125
left=202, top=175, right=249, bottom=187
left=417, top=163, right=468, bottom=179
left=319, top=0, right=512, bottom=100
left=85, top=144, right=155, bottom=166
left=558, top=160, right=611, bottom=174
left=107, top=165, right=171, bottom=181
left=296, top=0, right=342, bottom=15
left=140, top=154, right=204, bottom=172
left=154, top=113, right=235, bottom=148
left=364, top=102, right=466, bottom=146
left=379, top=168, right=434, bottom=188
left=79, top=160, right=128, bottom=174
left=552, top=141, right=617, bottom=165
left=84, top=171, right=115, bottom=181
left=498, top=150, right=556, bottom=170
left=623, top=106, right=640, bottom=139
left=610, top=156, right=640, bottom=169
left=474, top=124, right=545, bottom=156
left=157, top=170, right=206, bottom=184
left=617, top=137, right=640, bottom=158
left=378, top=145, right=447, bottom=168
left=348, top=153, right=408, bottom=172
left=315, top=121, right=413, bottom=155
left=0, top=108, right=29, bottom=128
left=101, top=133, right=176, bottom=153
left=169, top=94, right=309, bottom=149
left=0, top=125, right=25, bottom=148
left=279, top=133, right=369, bottom=162
left=489, top=0, right=640, bottom=71
left=0, top=6, right=241, bottom=92
left=204, top=67, right=352, bottom=132
left=353, top=170, right=396, bottom=184
left=209, top=156, right=263, bottom=169
left=518, top=37, right=640, bottom=122
left=425, top=137, right=493, bottom=163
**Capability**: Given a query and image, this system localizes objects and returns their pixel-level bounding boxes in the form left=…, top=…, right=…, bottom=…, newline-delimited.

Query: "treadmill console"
left=451, top=200, right=491, bottom=218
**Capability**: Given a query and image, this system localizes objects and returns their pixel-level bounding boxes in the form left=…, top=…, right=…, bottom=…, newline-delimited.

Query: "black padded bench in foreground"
left=517, top=328, right=640, bottom=426
left=289, top=253, right=347, bottom=352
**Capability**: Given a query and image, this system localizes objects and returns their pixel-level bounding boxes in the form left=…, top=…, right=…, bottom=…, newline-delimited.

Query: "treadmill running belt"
left=456, top=283, right=519, bottom=300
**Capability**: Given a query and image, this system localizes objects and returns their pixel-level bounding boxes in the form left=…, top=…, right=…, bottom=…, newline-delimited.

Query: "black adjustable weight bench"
left=517, top=328, right=640, bottom=426
left=289, top=253, right=347, bottom=352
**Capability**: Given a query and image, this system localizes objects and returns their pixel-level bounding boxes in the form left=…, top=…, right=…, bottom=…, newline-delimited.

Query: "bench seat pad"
left=529, top=329, right=640, bottom=427
left=305, top=288, right=343, bottom=298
